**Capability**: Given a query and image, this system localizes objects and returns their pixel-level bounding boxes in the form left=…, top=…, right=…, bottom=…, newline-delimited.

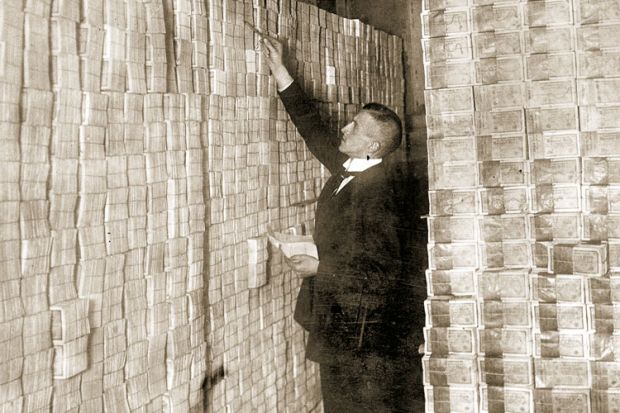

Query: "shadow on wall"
left=202, top=365, right=226, bottom=410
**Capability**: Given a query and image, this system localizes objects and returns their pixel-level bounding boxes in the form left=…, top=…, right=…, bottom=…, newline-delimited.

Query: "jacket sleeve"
left=278, top=81, right=347, bottom=174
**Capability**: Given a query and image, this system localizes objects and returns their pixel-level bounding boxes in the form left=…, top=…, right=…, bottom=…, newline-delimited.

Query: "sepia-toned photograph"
left=1, top=0, right=618, bottom=412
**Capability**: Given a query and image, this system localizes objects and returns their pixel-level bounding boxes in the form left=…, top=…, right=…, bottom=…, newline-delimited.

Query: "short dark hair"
left=362, top=103, right=402, bottom=156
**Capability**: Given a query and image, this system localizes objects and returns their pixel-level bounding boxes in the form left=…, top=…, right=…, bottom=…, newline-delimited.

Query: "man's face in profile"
left=338, top=111, right=381, bottom=158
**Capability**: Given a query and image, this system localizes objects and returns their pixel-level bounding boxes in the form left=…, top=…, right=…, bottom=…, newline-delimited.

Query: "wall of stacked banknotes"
left=0, top=0, right=404, bottom=411
left=422, top=0, right=620, bottom=411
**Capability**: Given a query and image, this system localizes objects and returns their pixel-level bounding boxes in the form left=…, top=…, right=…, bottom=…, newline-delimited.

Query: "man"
left=262, top=37, right=425, bottom=412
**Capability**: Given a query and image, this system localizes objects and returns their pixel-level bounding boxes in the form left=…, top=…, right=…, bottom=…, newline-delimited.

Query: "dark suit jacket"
left=279, top=82, right=424, bottom=365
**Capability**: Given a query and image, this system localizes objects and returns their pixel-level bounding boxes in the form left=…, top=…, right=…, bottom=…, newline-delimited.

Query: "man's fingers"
left=283, top=256, right=297, bottom=266
left=263, top=36, right=284, bottom=54
left=261, top=32, right=280, bottom=44
left=290, top=254, right=311, bottom=261
left=262, top=38, right=277, bottom=54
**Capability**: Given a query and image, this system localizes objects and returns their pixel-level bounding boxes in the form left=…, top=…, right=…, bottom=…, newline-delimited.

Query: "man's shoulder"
left=360, top=160, right=425, bottom=191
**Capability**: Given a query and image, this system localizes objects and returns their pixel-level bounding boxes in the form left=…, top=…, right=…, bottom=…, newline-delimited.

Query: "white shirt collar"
left=343, top=157, right=382, bottom=172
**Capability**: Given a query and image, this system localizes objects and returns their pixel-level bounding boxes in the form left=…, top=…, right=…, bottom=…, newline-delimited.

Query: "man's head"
left=338, top=103, right=402, bottom=159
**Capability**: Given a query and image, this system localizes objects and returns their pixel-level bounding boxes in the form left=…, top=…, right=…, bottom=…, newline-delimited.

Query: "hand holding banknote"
left=258, top=32, right=294, bottom=91
left=284, top=254, right=319, bottom=278
left=267, top=226, right=319, bottom=277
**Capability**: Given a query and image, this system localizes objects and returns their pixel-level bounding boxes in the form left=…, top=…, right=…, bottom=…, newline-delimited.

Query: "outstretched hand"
left=259, top=35, right=293, bottom=90
left=261, top=36, right=284, bottom=71
left=284, top=254, right=319, bottom=277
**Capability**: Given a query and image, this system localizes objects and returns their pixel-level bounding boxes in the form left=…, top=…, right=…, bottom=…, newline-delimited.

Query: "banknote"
left=526, top=107, right=579, bottom=133
left=429, top=189, right=477, bottom=216
left=577, top=51, right=620, bottom=78
left=428, top=137, right=476, bottom=162
left=583, top=157, right=609, bottom=185
left=577, top=0, right=620, bottom=25
left=423, top=0, right=469, bottom=11
left=581, top=132, right=620, bottom=157
left=423, top=35, right=472, bottom=62
left=480, top=186, right=528, bottom=214
left=534, top=303, right=587, bottom=331
left=610, top=242, right=620, bottom=270
left=577, top=24, right=620, bottom=50
left=573, top=244, right=608, bottom=276
left=530, top=213, right=581, bottom=241
left=478, top=328, right=531, bottom=357
left=427, top=112, right=475, bottom=138
left=525, top=27, right=574, bottom=54
left=426, top=269, right=477, bottom=296
left=580, top=106, right=620, bottom=131
left=424, top=327, right=477, bottom=355
left=592, top=389, right=620, bottom=413
left=480, top=300, right=531, bottom=328
left=534, top=331, right=588, bottom=358
left=477, top=135, right=526, bottom=161
left=429, top=162, right=478, bottom=190
left=534, top=389, right=590, bottom=413
left=425, top=386, right=478, bottom=413
left=578, top=78, right=620, bottom=105
left=482, top=386, right=533, bottom=413
left=583, top=185, right=609, bottom=214
left=426, top=61, right=475, bottom=88
left=504, top=241, right=532, bottom=268
left=531, top=273, right=585, bottom=303
left=479, top=187, right=507, bottom=215
left=481, top=161, right=526, bottom=187
left=425, top=87, right=474, bottom=114
left=423, top=355, right=478, bottom=386
left=478, top=270, right=529, bottom=299
left=531, top=159, right=580, bottom=185
left=526, top=53, right=575, bottom=81
left=582, top=213, right=608, bottom=241
left=473, top=31, right=522, bottom=59
left=474, top=83, right=524, bottom=111
left=428, top=216, right=477, bottom=243
left=479, top=214, right=528, bottom=241
left=473, top=5, right=521, bottom=32
left=538, top=184, right=581, bottom=212
left=476, top=57, right=523, bottom=84
left=529, top=133, right=579, bottom=159
left=423, top=9, right=470, bottom=38
left=479, top=357, right=533, bottom=386
left=528, top=80, right=576, bottom=107
left=525, top=1, right=572, bottom=27
left=426, top=298, right=478, bottom=327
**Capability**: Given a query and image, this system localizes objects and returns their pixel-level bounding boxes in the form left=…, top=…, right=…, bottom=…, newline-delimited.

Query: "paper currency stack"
left=422, top=0, right=620, bottom=411
left=0, top=0, right=403, bottom=412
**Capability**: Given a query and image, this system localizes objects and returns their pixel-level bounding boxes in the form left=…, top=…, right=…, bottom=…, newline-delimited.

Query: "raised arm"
left=262, top=37, right=347, bottom=174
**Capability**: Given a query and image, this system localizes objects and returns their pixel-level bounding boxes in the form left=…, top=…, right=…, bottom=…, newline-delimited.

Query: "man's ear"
left=369, top=140, right=381, bottom=155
